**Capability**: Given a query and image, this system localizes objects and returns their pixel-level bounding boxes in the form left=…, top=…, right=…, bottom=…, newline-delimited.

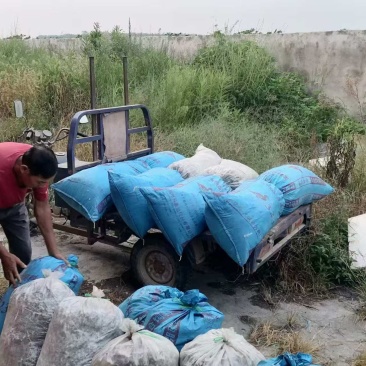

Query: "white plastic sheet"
left=349, top=213, right=366, bottom=269
left=0, top=271, right=75, bottom=366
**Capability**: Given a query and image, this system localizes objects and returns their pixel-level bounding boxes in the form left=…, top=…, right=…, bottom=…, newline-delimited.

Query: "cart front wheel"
left=130, top=235, right=188, bottom=290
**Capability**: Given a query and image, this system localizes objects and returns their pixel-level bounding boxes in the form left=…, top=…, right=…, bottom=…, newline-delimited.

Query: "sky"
left=1, top=0, right=366, bottom=38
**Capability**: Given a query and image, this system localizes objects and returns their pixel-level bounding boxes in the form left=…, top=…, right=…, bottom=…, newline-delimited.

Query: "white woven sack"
left=203, top=159, right=258, bottom=188
left=169, top=144, right=222, bottom=179
left=36, top=289, right=125, bottom=366
left=180, top=328, right=265, bottom=366
left=92, top=318, right=179, bottom=366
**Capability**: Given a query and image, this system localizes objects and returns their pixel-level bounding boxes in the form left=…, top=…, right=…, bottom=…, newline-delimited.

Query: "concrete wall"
left=252, top=31, right=366, bottom=119
left=27, top=30, right=366, bottom=118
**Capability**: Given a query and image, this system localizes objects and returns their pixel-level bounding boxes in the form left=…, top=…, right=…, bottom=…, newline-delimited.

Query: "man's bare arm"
left=33, top=199, right=67, bottom=264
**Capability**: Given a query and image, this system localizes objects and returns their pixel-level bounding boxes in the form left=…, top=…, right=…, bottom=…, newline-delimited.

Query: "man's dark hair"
left=22, top=146, right=58, bottom=179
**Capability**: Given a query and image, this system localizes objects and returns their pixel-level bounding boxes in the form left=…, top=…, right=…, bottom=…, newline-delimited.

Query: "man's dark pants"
left=0, top=203, right=32, bottom=270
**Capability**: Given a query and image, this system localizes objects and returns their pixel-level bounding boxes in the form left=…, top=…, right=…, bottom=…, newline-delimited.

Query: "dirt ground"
left=1, top=228, right=366, bottom=365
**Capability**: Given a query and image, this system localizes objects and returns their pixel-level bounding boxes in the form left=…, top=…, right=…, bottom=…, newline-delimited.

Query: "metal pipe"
left=122, top=56, right=129, bottom=105
left=89, top=56, right=98, bottom=160
left=122, top=56, right=130, bottom=154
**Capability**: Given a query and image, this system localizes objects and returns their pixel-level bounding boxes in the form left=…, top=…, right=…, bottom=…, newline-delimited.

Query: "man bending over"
left=0, top=142, right=66, bottom=285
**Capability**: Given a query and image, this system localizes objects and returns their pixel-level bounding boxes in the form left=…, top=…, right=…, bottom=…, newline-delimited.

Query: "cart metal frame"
left=52, top=105, right=312, bottom=288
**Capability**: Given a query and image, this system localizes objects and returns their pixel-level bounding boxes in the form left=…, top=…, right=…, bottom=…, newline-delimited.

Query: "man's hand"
left=49, top=250, right=70, bottom=266
left=1, top=252, right=27, bottom=286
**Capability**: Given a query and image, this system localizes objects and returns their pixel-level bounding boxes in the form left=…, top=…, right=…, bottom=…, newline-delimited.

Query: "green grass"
left=1, top=28, right=343, bottom=139
left=154, top=108, right=286, bottom=173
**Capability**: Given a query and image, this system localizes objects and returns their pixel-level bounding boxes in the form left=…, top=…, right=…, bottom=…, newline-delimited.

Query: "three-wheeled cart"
left=51, top=104, right=312, bottom=289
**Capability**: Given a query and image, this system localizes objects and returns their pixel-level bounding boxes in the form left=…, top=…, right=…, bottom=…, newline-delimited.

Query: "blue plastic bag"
left=119, top=286, right=224, bottom=351
left=203, top=179, right=285, bottom=267
left=109, top=167, right=184, bottom=238
left=0, top=254, right=84, bottom=334
left=258, top=352, right=320, bottom=366
left=140, top=175, right=231, bottom=256
left=52, top=160, right=150, bottom=222
left=137, top=151, right=185, bottom=168
left=259, top=165, right=334, bottom=215
left=119, top=285, right=184, bottom=322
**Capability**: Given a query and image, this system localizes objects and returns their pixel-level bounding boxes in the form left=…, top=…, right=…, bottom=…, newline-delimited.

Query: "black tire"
left=130, top=234, right=189, bottom=290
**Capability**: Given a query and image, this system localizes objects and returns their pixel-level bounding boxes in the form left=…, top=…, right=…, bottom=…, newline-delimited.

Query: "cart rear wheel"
left=130, top=235, right=189, bottom=290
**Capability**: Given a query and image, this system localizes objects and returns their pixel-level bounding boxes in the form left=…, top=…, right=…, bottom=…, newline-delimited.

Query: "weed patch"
left=353, top=352, right=366, bottom=366
left=250, top=317, right=321, bottom=358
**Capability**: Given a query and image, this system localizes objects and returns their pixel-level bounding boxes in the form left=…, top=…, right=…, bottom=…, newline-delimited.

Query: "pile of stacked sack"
left=52, top=144, right=334, bottom=268
left=0, top=256, right=268, bottom=366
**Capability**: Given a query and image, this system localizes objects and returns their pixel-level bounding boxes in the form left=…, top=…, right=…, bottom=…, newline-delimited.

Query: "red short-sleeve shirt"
left=0, top=142, right=48, bottom=209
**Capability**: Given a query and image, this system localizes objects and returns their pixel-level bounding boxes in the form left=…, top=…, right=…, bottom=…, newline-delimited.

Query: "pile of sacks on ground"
left=0, top=255, right=269, bottom=366
left=53, top=144, right=334, bottom=268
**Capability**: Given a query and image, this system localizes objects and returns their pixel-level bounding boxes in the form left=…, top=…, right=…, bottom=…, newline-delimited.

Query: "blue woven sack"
left=119, top=285, right=184, bottom=321
left=52, top=160, right=150, bottom=222
left=140, top=175, right=231, bottom=256
left=259, top=165, right=334, bottom=215
left=204, top=179, right=285, bottom=267
left=109, top=167, right=183, bottom=238
left=119, top=286, right=223, bottom=351
left=258, top=352, right=320, bottom=366
left=137, top=151, right=185, bottom=168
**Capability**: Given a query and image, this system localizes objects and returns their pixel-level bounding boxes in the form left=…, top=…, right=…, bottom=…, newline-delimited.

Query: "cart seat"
left=102, top=111, right=127, bottom=162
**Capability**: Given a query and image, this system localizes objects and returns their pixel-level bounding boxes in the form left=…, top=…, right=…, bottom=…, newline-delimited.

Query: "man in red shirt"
left=0, top=142, right=66, bottom=285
